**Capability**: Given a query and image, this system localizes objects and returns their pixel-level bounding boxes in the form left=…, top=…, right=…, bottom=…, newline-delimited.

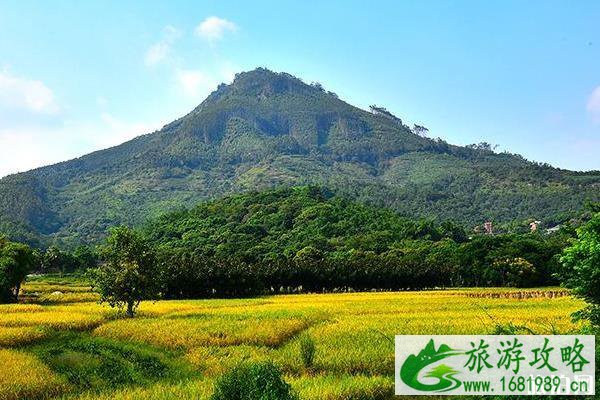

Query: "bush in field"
left=0, top=235, right=34, bottom=303
left=210, top=362, right=298, bottom=400
left=299, top=334, right=316, bottom=370
left=91, top=226, right=160, bottom=317
left=560, top=213, right=600, bottom=327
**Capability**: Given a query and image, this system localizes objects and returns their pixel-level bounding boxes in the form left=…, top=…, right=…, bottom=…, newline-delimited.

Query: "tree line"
left=141, top=186, right=572, bottom=297
left=1, top=187, right=598, bottom=325
left=0, top=237, right=97, bottom=302
left=155, top=233, right=567, bottom=298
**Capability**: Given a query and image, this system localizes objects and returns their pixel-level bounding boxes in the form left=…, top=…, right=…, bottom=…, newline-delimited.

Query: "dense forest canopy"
left=141, top=186, right=572, bottom=297
left=143, top=186, right=465, bottom=261
left=1, top=186, right=593, bottom=301
left=0, top=69, right=598, bottom=247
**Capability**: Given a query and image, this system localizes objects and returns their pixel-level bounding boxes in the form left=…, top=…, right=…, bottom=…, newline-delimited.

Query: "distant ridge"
left=1, top=68, right=599, bottom=246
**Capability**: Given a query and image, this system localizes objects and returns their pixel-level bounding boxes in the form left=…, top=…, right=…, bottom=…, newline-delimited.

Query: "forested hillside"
left=145, top=186, right=570, bottom=296
left=1, top=68, right=599, bottom=246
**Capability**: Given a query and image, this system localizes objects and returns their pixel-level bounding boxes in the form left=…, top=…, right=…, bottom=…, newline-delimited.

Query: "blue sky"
left=0, top=0, right=599, bottom=177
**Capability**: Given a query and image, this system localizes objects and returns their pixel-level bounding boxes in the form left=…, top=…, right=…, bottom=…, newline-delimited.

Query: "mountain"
left=1, top=68, right=599, bottom=246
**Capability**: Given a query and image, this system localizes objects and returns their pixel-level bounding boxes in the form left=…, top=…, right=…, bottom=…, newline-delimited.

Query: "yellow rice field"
left=0, top=349, right=68, bottom=400
left=0, top=278, right=588, bottom=400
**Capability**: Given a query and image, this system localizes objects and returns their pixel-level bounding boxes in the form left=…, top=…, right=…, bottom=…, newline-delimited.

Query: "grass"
left=0, top=307, right=107, bottom=330
left=70, top=379, right=214, bottom=400
left=21, top=274, right=98, bottom=304
left=290, top=375, right=393, bottom=400
left=186, top=345, right=275, bottom=377
left=0, top=276, right=589, bottom=400
left=95, top=311, right=319, bottom=349
left=29, top=333, right=193, bottom=393
left=0, top=348, right=68, bottom=400
left=0, top=326, right=48, bottom=346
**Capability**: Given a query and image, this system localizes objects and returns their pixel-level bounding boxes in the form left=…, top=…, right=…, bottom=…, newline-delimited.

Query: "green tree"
left=72, top=245, right=98, bottom=270
left=0, top=237, right=34, bottom=303
left=91, top=226, right=160, bottom=317
left=490, top=257, right=536, bottom=287
left=43, top=246, right=78, bottom=274
left=560, top=213, right=600, bottom=326
left=42, top=246, right=63, bottom=272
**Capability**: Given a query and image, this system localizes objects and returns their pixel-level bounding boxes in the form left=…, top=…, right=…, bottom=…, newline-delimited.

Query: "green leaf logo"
left=400, top=339, right=464, bottom=392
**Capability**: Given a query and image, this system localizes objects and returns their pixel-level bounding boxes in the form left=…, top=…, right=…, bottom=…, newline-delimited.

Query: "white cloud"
left=0, top=71, right=64, bottom=176
left=176, top=69, right=217, bottom=98
left=0, top=72, right=165, bottom=178
left=0, top=129, right=65, bottom=177
left=98, top=112, right=163, bottom=148
left=145, top=25, right=181, bottom=66
left=195, top=16, right=237, bottom=43
left=0, top=70, right=59, bottom=115
left=587, top=86, right=600, bottom=124
left=0, top=61, right=239, bottom=177
left=0, top=113, right=167, bottom=178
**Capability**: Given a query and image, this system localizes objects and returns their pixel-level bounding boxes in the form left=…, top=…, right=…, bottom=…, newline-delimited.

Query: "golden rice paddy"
left=0, top=349, right=67, bottom=400
left=0, top=277, right=587, bottom=400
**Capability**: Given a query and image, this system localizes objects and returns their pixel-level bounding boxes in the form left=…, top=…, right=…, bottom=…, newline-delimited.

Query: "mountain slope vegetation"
left=145, top=186, right=568, bottom=295
left=0, top=68, right=599, bottom=246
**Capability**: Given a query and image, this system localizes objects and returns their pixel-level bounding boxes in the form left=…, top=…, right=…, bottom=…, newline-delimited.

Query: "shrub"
left=210, top=362, right=298, bottom=400
left=299, top=334, right=316, bottom=370
left=560, top=214, right=600, bottom=327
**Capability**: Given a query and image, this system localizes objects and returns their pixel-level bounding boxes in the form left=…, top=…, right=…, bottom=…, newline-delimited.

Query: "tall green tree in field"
left=0, top=235, right=34, bottom=303
left=560, top=213, right=600, bottom=327
left=92, top=226, right=160, bottom=317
